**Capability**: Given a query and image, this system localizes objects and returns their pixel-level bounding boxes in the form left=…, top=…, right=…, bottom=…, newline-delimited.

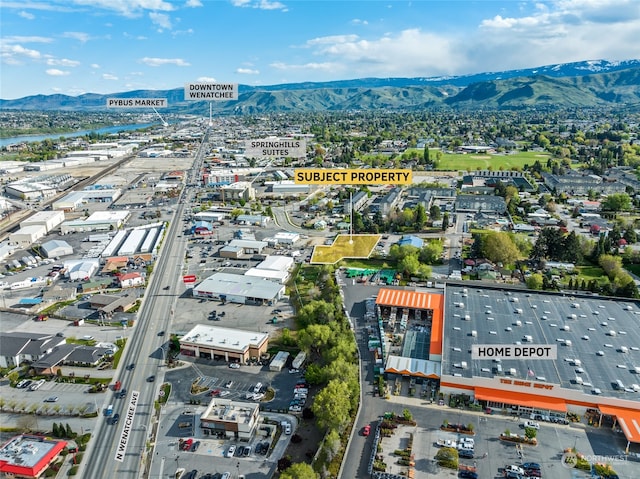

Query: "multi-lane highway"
left=79, top=132, right=210, bottom=479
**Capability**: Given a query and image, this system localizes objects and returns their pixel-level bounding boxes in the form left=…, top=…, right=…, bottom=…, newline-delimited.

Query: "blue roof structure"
left=398, top=235, right=424, bottom=248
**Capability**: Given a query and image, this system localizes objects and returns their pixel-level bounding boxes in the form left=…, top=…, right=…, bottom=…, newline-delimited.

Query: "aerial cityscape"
left=2, top=2, right=640, bottom=479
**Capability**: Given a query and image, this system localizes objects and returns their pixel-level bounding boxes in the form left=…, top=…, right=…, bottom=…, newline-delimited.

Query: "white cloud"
left=0, top=44, right=42, bottom=65
left=306, top=34, right=359, bottom=46
left=185, top=0, right=202, bottom=6
left=102, top=73, right=118, bottom=80
left=46, top=68, right=70, bottom=76
left=47, top=58, right=81, bottom=67
left=18, top=11, right=35, bottom=20
left=270, top=61, right=336, bottom=72
left=91, top=63, right=101, bottom=69
left=140, top=57, right=190, bottom=66
left=351, top=19, right=368, bottom=26
left=197, top=76, right=216, bottom=82
left=231, top=0, right=287, bottom=11
left=62, top=31, right=90, bottom=43
left=149, top=12, right=172, bottom=30
left=65, top=0, right=174, bottom=17
left=2, top=36, right=52, bottom=44
left=237, top=68, right=259, bottom=75
left=268, top=0, right=640, bottom=81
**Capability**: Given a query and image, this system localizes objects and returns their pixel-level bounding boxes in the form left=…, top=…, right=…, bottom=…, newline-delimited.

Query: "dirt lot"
left=280, top=416, right=324, bottom=473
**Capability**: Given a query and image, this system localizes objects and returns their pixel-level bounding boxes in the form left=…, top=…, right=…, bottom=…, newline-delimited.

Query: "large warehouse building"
left=373, top=285, right=640, bottom=452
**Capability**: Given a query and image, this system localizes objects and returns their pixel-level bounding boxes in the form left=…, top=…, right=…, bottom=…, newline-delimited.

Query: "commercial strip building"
left=193, top=272, right=285, bottom=305
left=372, top=285, right=640, bottom=452
left=199, top=398, right=260, bottom=440
left=179, top=325, right=269, bottom=364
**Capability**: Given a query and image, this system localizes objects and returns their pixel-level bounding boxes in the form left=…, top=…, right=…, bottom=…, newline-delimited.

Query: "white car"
left=226, top=445, right=236, bottom=458
left=523, top=420, right=540, bottom=430
left=229, top=363, right=240, bottom=369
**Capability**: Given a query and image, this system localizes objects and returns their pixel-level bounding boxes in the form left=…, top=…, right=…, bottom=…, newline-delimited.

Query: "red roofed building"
left=0, top=435, right=66, bottom=478
left=118, top=272, right=145, bottom=288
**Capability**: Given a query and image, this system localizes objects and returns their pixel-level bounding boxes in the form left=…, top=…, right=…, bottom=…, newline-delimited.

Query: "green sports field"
left=436, top=151, right=551, bottom=171
left=399, top=148, right=552, bottom=172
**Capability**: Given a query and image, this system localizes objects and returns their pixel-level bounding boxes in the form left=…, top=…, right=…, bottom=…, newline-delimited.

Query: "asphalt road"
left=78, top=132, right=209, bottom=479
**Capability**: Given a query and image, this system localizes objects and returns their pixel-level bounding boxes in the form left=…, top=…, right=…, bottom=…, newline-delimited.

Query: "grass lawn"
left=311, top=234, right=381, bottom=264
left=625, top=264, right=640, bottom=276
left=573, top=265, right=609, bottom=285
left=401, top=148, right=551, bottom=171
left=436, top=150, right=550, bottom=171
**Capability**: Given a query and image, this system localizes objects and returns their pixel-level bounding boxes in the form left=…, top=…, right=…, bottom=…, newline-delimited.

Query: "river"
left=0, top=122, right=157, bottom=148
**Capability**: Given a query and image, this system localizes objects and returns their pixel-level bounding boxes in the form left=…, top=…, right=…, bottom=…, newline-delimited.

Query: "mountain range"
left=1, top=59, right=639, bottom=113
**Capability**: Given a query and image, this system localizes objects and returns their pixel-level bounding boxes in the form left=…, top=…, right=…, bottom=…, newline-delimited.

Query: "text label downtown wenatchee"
left=294, top=169, right=412, bottom=185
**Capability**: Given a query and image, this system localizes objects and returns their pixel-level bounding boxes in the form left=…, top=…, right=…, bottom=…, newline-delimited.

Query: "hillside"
left=1, top=60, right=639, bottom=112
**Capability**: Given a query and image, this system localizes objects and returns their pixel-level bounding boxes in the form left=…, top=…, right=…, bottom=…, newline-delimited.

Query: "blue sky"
left=1, top=0, right=639, bottom=99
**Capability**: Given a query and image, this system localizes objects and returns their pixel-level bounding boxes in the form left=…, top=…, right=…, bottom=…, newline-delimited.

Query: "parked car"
left=458, top=471, right=478, bottom=479
left=242, top=445, right=251, bottom=457
left=523, top=420, right=540, bottom=430
left=229, top=363, right=240, bottom=369
left=226, top=445, right=236, bottom=458
left=190, top=440, right=200, bottom=452
left=44, top=396, right=58, bottom=402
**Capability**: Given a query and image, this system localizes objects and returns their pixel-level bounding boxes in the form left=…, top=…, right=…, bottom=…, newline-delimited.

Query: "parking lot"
left=374, top=397, right=637, bottom=479
left=150, top=369, right=300, bottom=479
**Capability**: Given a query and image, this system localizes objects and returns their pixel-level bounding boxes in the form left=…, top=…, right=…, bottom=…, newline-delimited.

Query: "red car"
left=209, top=389, right=221, bottom=396
left=362, top=425, right=371, bottom=436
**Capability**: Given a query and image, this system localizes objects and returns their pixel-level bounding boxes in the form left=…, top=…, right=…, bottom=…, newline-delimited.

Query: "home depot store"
left=375, top=285, right=640, bottom=451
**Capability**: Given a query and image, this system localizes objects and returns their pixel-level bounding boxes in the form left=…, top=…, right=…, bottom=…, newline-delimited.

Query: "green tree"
left=298, top=324, right=333, bottom=359
left=280, top=462, right=319, bottom=479
left=414, top=203, right=427, bottom=230
left=562, top=231, right=582, bottom=263
left=526, top=273, right=544, bottom=290
left=601, top=193, right=632, bottom=212
left=423, top=145, right=430, bottom=165
left=312, top=379, right=353, bottom=432
left=429, top=204, right=441, bottom=221
left=398, top=254, right=421, bottom=277
left=442, top=212, right=449, bottom=230
left=599, top=254, right=622, bottom=278
left=524, top=427, right=537, bottom=439
left=420, top=241, right=444, bottom=264
left=482, top=232, right=521, bottom=266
